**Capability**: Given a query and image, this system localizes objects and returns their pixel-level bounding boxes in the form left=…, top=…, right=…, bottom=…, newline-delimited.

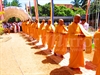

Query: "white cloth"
left=82, top=22, right=89, bottom=31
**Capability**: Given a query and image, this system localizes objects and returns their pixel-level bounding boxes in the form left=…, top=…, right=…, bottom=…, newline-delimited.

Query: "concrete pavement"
left=0, top=33, right=96, bottom=75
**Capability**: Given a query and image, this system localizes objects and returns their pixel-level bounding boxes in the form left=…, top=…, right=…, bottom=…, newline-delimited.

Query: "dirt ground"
left=0, top=33, right=74, bottom=75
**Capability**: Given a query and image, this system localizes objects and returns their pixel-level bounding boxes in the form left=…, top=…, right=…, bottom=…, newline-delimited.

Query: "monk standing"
left=92, top=29, right=100, bottom=66
left=45, top=19, right=55, bottom=52
left=68, top=14, right=85, bottom=69
left=40, top=19, right=47, bottom=48
left=96, top=61, right=100, bottom=75
left=54, top=19, right=68, bottom=58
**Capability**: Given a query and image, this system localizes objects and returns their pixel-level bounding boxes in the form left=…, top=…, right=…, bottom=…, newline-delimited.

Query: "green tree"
left=89, top=0, right=100, bottom=14
left=7, top=0, right=21, bottom=7
left=7, top=2, right=11, bottom=6
left=54, top=5, right=74, bottom=16
left=41, top=3, right=50, bottom=16
left=31, top=6, right=35, bottom=16
left=80, top=0, right=87, bottom=10
left=74, top=8, right=86, bottom=15
left=11, top=0, right=21, bottom=7
left=3, top=0, right=8, bottom=7
left=71, top=0, right=81, bottom=7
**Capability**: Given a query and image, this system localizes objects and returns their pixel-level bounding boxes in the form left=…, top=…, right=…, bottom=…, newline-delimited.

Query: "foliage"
left=74, top=7, right=86, bottom=15
left=6, top=0, right=21, bottom=7
left=4, top=0, right=22, bottom=22
left=11, top=0, right=21, bottom=7
left=89, top=0, right=100, bottom=14
left=3, top=0, right=8, bottom=7
left=80, top=0, right=87, bottom=10
left=31, top=3, right=82, bottom=17
left=71, top=0, right=81, bottom=7
left=0, top=24, right=4, bottom=35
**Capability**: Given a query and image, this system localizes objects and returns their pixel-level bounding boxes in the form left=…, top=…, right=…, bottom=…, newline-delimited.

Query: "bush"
left=0, top=26, right=4, bottom=35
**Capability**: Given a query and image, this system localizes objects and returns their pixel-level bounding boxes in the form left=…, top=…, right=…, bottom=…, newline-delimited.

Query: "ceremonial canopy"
left=4, top=6, right=31, bottom=21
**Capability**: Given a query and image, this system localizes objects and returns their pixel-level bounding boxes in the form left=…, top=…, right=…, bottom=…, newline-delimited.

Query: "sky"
left=7, top=0, right=74, bottom=10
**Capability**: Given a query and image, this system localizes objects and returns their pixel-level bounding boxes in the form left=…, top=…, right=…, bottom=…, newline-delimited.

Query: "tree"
left=74, top=8, right=86, bottom=15
left=89, top=0, right=100, bottom=14
left=7, top=0, right=21, bottom=7
left=3, top=0, right=8, bottom=7
left=80, top=0, right=87, bottom=10
left=31, top=2, right=85, bottom=17
left=7, top=2, right=11, bottom=6
left=41, top=3, right=50, bottom=16
left=11, top=0, right=21, bottom=7
left=31, top=6, right=35, bottom=16
left=71, top=0, right=81, bottom=7
left=54, top=5, right=74, bottom=16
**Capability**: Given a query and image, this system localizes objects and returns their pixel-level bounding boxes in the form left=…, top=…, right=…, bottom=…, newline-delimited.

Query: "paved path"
left=0, top=33, right=61, bottom=75
left=0, top=33, right=96, bottom=75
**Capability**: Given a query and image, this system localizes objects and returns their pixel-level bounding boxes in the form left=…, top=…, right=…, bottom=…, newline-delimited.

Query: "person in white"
left=80, top=18, right=89, bottom=50
left=80, top=18, right=89, bottom=31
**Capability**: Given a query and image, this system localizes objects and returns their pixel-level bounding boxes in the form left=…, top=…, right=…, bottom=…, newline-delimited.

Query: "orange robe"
left=92, top=29, right=100, bottom=66
left=45, top=24, right=55, bottom=50
left=34, top=23, right=40, bottom=41
left=68, top=22, right=85, bottom=68
left=96, top=61, right=100, bottom=75
left=26, top=21, right=30, bottom=34
left=68, top=22, right=92, bottom=68
left=40, top=23, right=47, bottom=46
left=21, top=21, right=25, bottom=32
left=29, top=22, right=34, bottom=37
left=54, top=25, right=68, bottom=55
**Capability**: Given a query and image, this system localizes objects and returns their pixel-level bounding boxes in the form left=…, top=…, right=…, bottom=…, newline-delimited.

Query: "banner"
left=34, top=0, right=39, bottom=20
left=86, top=0, right=90, bottom=22
left=29, top=0, right=32, bottom=16
left=25, top=3, right=28, bottom=12
left=0, top=0, right=4, bottom=20
left=50, top=0, right=54, bottom=25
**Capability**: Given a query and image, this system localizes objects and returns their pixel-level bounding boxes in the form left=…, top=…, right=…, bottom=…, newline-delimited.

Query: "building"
left=55, top=4, right=73, bottom=9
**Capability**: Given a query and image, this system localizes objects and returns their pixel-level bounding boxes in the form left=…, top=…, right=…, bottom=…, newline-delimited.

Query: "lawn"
left=0, top=24, right=4, bottom=35
left=92, top=43, right=94, bottom=49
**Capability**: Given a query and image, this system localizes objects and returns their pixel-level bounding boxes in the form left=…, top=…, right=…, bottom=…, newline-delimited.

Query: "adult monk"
left=54, top=19, right=68, bottom=58
left=92, top=29, right=100, bottom=66
left=96, top=61, right=100, bottom=75
left=68, top=14, right=86, bottom=70
left=34, top=20, right=41, bottom=43
left=40, top=19, right=47, bottom=48
left=45, top=19, right=55, bottom=52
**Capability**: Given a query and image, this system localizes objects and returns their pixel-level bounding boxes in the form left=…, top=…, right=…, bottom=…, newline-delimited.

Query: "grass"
left=0, top=25, right=4, bottom=35
left=92, top=43, right=94, bottom=49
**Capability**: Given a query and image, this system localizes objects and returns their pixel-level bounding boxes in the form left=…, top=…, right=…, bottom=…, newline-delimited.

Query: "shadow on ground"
left=42, top=56, right=58, bottom=64
left=50, top=66, right=74, bottom=75
left=35, top=50, right=47, bottom=55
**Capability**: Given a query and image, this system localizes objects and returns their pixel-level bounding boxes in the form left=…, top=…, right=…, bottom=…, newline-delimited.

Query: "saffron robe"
left=92, top=29, right=100, bottom=66
left=96, top=61, right=100, bottom=75
left=40, top=23, right=47, bottom=46
left=54, top=25, right=68, bottom=55
left=45, top=24, right=55, bottom=50
left=68, top=22, right=87, bottom=68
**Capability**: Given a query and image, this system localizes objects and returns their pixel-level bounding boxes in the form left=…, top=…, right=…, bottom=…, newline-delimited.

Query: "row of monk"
left=21, top=14, right=100, bottom=75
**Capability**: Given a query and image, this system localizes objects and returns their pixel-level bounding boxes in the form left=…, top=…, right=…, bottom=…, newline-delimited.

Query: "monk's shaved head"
left=48, top=19, right=51, bottom=25
left=73, top=14, right=81, bottom=23
left=59, top=19, right=64, bottom=25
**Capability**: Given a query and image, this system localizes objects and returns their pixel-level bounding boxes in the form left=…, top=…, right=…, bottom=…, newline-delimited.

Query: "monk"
left=33, top=20, right=40, bottom=41
left=45, top=19, right=55, bottom=52
left=68, top=14, right=92, bottom=70
left=92, top=29, right=100, bottom=66
left=96, top=61, right=100, bottom=75
left=54, top=19, right=68, bottom=58
left=68, top=14, right=85, bottom=69
left=40, top=19, right=47, bottom=47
